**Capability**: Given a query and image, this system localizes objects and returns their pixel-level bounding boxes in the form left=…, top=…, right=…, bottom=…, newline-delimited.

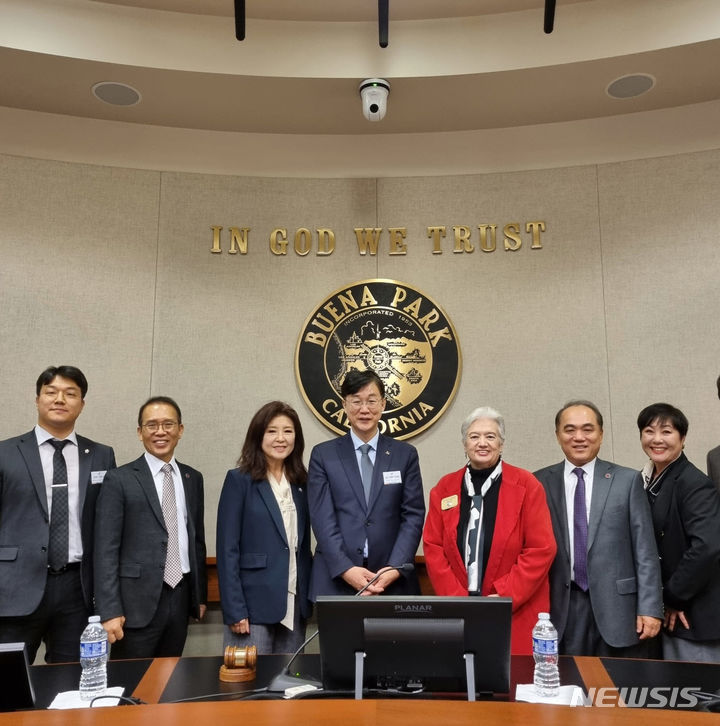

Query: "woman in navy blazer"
left=216, top=401, right=312, bottom=653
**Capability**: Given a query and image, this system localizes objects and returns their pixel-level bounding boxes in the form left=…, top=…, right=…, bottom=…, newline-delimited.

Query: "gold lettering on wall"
left=210, top=226, right=250, bottom=254
left=388, top=227, right=408, bottom=255
left=354, top=228, right=382, bottom=255
left=210, top=221, right=546, bottom=256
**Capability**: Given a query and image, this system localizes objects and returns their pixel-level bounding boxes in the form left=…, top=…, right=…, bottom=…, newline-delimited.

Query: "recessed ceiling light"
left=606, top=74, right=655, bottom=100
left=91, top=81, right=142, bottom=106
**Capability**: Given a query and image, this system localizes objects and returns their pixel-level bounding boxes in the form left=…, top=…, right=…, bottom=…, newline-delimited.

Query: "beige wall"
left=2, top=150, right=719, bottom=553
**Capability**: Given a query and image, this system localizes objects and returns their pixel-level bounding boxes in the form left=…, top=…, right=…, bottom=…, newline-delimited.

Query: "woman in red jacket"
left=423, top=406, right=556, bottom=655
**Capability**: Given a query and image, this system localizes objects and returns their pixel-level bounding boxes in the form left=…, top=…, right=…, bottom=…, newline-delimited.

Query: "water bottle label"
left=532, top=637, right=558, bottom=655
left=80, top=640, right=108, bottom=658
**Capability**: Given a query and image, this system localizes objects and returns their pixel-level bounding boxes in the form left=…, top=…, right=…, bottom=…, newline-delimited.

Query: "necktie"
left=572, top=467, right=589, bottom=591
left=48, top=439, right=69, bottom=571
left=161, top=463, right=183, bottom=587
left=359, top=444, right=374, bottom=504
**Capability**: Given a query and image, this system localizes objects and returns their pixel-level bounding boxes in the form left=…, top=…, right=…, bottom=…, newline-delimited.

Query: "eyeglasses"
left=345, top=397, right=383, bottom=411
left=141, top=421, right=179, bottom=432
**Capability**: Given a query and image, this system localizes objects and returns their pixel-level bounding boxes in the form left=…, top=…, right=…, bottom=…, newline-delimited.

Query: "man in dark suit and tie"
left=534, top=400, right=663, bottom=656
left=0, top=365, right=116, bottom=663
left=706, top=374, right=720, bottom=490
left=94, top=396, right=207, bottom=658
left=307, top=369, right=425, bottom=597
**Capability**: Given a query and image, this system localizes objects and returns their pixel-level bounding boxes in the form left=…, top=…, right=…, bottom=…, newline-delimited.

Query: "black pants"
left=0, top=565, right=88, bottom=663
left=110, top=577, right=191, bottom=659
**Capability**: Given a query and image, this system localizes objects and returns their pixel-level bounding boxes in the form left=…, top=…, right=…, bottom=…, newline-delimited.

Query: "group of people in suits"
left=424, top=399, right=720, bottom=662
left=215, top=371, right=720, bottom=664
left=0, top=366, right=206, bottom=663
left=2, top=364, right=720, bottom=666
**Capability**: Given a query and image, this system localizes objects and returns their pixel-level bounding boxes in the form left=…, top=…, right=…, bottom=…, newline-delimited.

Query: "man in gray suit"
left=0, top=365, right=115, bottom=663
left=534, top=400, right=662, bottom=656
left=94, top=396, right=206, bottom=658
left=706, top=375, right=720, bottom=490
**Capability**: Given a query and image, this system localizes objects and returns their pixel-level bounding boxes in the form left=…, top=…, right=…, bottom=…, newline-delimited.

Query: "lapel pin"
left=385, top=450, right=390, bottom=455
left=605, top=473, right=611, bottom=478
left=84, top=449, right=89, bottom=454
left=185, top=473, right=190, bottom=479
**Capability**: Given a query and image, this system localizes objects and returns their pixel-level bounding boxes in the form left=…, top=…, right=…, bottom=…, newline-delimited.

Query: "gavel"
left=219, top=644, right=257, bottom=682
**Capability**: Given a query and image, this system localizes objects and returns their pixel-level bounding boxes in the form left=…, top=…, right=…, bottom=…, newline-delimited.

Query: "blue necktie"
left=359, top=444, right=373, bottom=504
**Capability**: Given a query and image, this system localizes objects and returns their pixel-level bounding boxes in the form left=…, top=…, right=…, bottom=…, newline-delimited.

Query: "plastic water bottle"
left=532, top=612, right=560, bottom=697
left=79, top=615, right=108, bottom=701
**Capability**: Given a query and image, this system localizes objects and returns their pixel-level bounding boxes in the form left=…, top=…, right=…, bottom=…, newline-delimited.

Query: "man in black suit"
left=0, top=365, right=116, bottom=663
left=94, top=396, right=207, bottom=658
left=706, top=374, right=720, bottom=490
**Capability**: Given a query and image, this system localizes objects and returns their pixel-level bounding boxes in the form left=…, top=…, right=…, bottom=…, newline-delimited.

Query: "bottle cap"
left=538, top=612, right=550, bottom=619
left=88, top=615, right=101, bottom=623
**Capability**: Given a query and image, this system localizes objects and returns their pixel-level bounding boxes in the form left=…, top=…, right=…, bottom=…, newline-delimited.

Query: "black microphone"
left=267, top=563, right=415, bottom=693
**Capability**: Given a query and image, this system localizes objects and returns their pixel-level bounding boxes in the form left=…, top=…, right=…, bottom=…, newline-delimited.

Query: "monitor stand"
left=352, top=650, right=477, bottom=702
left=463, top=652, right=476, bottom=702
left=354, top=651, right=366, bottom=700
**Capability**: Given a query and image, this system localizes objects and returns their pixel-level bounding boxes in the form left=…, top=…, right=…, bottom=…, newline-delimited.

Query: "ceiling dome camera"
left=359, top=78, right=390, bottom=122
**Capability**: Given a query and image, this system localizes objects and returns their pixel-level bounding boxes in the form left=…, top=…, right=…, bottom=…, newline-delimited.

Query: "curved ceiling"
left=1, top=0, right=719, bottom=176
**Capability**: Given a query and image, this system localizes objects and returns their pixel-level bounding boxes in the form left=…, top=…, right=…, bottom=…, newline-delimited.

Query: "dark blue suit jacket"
left=307, top=432, right=425, bottom=599
left=0, top=430, right=115, bottom=616
left=216, top=469, right=312, bottom=625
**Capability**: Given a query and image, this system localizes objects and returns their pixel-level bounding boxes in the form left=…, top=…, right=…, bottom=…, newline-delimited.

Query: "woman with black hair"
left=637, top=402, right=720, bottom=662
left=216, top=402, right=312, bottom=654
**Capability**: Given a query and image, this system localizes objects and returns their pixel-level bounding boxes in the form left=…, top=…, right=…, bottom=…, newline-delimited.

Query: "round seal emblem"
left=295, top=279, right=461, bottom=440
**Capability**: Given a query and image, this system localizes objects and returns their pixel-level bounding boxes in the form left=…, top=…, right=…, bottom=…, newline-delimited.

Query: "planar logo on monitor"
left=295, top=279, right=461, bottom=440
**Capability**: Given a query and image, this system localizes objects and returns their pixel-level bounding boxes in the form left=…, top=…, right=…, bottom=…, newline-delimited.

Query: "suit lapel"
left=484, top=469, right=524, bottom=587
left=649, top=456, right=686, bottom=534
left=292, top=484, right=307, bottom=548
left=257, top=479, right=288, bottom=545
left=18, top=431, right=48, bottom=516
left=339, top=434, right=367, bottom=510
left=368, top=434, right=394, bottom=510
left=134, top=456, right=166, bottom=529
left=546, top=464, right=571, bottom=561
left=443, top=471, right=466, bottom=578
left=588, top=459, right=612, bottom=549
left=76, top=435, right=92, bottom=512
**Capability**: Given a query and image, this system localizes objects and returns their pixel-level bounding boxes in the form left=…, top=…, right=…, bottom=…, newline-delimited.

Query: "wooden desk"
left=7, top=654, right=719, bottom=724
left=1, top=697, right=718, bottom=726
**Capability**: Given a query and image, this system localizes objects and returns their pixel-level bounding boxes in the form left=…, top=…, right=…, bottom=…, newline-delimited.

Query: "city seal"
left=295, top=279, right=461, bottom=440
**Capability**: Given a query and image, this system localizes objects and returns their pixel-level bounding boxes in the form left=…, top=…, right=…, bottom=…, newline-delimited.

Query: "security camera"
left=359, top=78, right=390, bottom=122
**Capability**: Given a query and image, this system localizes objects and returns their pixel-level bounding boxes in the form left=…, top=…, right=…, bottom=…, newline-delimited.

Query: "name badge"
left=91, top=471, right=107, bottom=485
left=441, top=494, right=459, bottom=510
left=383, top=470, right=402, bottom=485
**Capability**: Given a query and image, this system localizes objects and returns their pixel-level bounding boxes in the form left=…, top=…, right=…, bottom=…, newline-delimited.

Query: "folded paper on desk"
left=515, top=684, right=585, bottom=705
left=49, top=687, right=125, bottom=709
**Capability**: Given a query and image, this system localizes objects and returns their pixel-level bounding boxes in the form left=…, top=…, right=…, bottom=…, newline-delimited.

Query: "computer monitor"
left=0, top=642, right=35, bottom=711
left=316, top=596, right=512, bottom=699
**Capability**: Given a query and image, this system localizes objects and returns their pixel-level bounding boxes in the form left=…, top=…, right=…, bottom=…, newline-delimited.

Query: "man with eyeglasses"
left=0, top=365, right=115, bottom=663
left=94, top=396, right=207, bottom=658
left=307, top=369, right=425, bottom=597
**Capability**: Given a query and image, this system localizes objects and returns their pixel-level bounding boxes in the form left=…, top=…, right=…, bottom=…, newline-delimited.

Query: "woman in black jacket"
left=637, top=402, right=720, bottom=662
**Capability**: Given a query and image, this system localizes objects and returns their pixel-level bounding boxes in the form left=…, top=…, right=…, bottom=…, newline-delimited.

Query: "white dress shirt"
left=144, top=452, right=191, bottom=574
left=36, top=425, right=82, bottom=563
